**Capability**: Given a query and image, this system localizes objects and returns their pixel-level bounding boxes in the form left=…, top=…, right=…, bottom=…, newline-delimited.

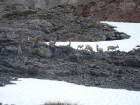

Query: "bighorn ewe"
left=28, top=36, right=38, bottom=43
left=49, top=38, right=56, bottom=46
left=67, top=41, right=71, bottom=47
left=77, top=45, right=84, bottom=50
left=107, top=45, right=119, bottom=51
left=96, top=44, right=103, bottom=52
left=84, top=45, right=94, bottom=53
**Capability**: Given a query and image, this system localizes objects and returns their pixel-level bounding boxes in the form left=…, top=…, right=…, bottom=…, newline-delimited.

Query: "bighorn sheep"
left=77, top=45, right=84, bottom=50
left=49, top=38, right=56, bottom=46
left=67, top=41, right=71, bottom=47
left=84, top=45, right=94, bottom=53
left=96, top=44, right=103, bottom=52
left=107, top=45, right=119, bottom=51
left=28, top=36, right=38, bottom=43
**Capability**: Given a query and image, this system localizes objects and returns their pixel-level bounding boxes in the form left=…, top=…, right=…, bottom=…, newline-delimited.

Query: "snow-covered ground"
left=55, top=22, right=140, bottom=52
left=0, top=78, right=140, bottom=105
left=0, top=22, right=140, bottom=105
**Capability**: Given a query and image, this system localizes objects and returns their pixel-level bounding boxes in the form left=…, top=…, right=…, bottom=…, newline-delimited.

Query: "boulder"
left=125, top=57, right=140, bottom=67
left=37, top=47, right=52, bottom=58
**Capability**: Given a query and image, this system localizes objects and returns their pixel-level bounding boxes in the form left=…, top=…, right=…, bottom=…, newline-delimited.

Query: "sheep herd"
left=27, top=36, right=119, bottom=53
left=77, top=44, right=119, bottom=53
left=76, top=43, right=119, bottom=53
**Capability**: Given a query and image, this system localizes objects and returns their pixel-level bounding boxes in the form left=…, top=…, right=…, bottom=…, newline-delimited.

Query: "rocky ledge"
left=0, top=2, right=139, bottom=91
left=0, top=38, right=140, bottom=91
left=0, top=2, right=130, bottom=42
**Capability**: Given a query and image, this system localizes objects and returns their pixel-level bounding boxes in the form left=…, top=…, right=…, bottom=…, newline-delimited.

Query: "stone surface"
left=1, top=0, right=139, bottom=22
left=0, top=2, right=139, bottom=91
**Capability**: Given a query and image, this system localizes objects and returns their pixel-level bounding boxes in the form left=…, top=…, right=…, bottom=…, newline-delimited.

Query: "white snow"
left=0, top=22, right=140, bottom=105
left=55, top=22, right=140, bottom=52
left=0, top=78, right=140, bottom=105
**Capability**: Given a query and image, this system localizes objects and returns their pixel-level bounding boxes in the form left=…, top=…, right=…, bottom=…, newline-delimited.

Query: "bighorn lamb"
left=49, top=38, right=56, bottom=46
left=28, top=36, right=38, bottom=42
left=77, top=45, right=84, bottom=50
left=96, top=44, right=103, bottom=52
left=84, top=45, right=94, bottom=53
left=107, top=45, right=119, bottom=51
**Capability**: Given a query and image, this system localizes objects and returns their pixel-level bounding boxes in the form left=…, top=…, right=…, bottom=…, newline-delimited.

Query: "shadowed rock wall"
left=2, top=0, right=140, bottom=24
left=3, top=0, right=78, bottom=9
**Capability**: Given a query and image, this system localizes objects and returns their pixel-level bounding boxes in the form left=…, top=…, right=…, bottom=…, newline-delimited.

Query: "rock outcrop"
left=0, top=37, right=140, bottom=91
left=2, top=0, right=78, bottom=9
left=1, top=0, right=140, bottom=22
left=74, top=0, right=140, bottom=22
left=0, top=2, right=139, bottom=91
left=0, top=2, right=130, bottom=42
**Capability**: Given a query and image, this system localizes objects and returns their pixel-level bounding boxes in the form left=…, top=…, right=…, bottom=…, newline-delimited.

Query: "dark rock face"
left=2, top=0, right=77, bottom=9
left=1, top=0, right=140, bottom=22
left=0, top=37, right=140, bottom=91
left=0, top=2, right=130, bottom=42
left=0, top=2, right=139, bottom=91
left=78, top=0, right=140, bottom=22
left=125, top=57, right=140, bottom=67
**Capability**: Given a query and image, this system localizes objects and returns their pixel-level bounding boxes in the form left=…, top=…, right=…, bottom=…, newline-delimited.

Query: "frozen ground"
left=0, top=22, right=140, bottom=105
left=0, top=78, right=140, bottom=105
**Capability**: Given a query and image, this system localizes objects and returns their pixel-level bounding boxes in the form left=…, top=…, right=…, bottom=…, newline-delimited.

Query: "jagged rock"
left=136, top=45, right=140, bottom=47
left=0, top=2, right=131, bottom=42
left=2, top=0, right=77, bottom=9
left=0, top=65, right=15, bottom=72
left=1, top=0, right=140, bottom=22
left=125, top=56, right=140, bottom=67
left=37, top=47, right=52, bottom=58
left=118, top=32, right=131, bottom=39
left=0, top=1, right=140, bottom=91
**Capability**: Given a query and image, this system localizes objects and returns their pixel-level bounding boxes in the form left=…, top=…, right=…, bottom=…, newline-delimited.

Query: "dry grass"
left=94, top=60, right=109, bottom=66
left=59, top=45, right=74, bottom=51
left=37, top=10, right=54, bottom=19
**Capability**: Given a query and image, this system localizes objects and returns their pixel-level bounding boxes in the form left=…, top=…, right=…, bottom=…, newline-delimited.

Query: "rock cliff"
left=0, top=1, right=139, bottom=91
left=73, top=0, right=140, bottom=22
left=0, top=2, right=130, bottom=42
left=2, top=0, right=78, bottom=9
left=2, top=0, right=139, bottom=22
